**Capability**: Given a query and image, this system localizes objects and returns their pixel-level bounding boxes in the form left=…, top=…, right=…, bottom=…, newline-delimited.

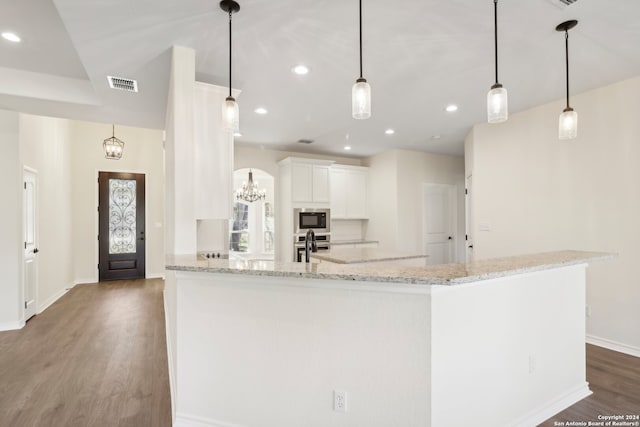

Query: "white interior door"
left=23, top=168, right=38, bottom=321
left=424, top=184, right=455, bottom=265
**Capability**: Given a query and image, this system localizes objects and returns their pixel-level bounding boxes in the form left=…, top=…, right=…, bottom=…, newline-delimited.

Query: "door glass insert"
left=109, top=179, right=137, bottom=254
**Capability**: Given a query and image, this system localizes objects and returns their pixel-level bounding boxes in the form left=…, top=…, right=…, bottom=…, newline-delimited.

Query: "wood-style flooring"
left=0, top=279, right=171, bottom=427
left=539, top=344, right=640, bottom=426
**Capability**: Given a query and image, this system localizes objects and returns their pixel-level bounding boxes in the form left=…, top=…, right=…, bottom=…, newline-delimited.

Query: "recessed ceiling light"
left=431, top=135, right=442, bottom=140
left=344, top=146, right=352, bottom=151
left=385, top=128, right=395, bottom=135
left=2, top=32, right=21, bottom=43
left=254, top=107, right=268, bottom=115
left=445, top=105, right=458, bottom=112
left=233, top=132, right=242, bottom=137
left=292, top=64, right=310, bottom=75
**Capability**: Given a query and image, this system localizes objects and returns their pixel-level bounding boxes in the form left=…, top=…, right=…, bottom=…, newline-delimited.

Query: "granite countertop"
left=310, top=247, right=427, bottom=264
left=330, top=239, right=379, bottom=246
left=166, top=250, right=613, bottom=286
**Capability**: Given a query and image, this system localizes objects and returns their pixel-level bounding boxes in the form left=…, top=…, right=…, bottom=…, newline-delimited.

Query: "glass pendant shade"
left=222, top=96, right=239, bottom=132
left=559, top=108, right=578, bottom=140
left=487, top=85, right=508, bottom=123
left=352, top=78, right=371, bottom=120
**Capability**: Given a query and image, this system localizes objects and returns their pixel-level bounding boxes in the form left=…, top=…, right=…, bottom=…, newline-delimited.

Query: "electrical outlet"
left=586, top=305, right=592, bottom=317
left=528, top=356, right=536, bottom=374
left=334, top=390, right=347, bottom=413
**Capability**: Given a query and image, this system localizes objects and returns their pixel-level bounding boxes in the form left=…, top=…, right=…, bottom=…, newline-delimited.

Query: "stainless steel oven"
left=294, top=208, right=330, bottom=234
left=294, top=233, right=331, bottom=262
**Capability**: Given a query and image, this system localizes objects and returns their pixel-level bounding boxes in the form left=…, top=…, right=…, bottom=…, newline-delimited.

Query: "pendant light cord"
left=493, top=0, right=499, bottom=85
left=565, top=30, right=570, bottom=109
left=359, top=0, right=363, bottom=79
left=228, top=10, right=233, bottom=98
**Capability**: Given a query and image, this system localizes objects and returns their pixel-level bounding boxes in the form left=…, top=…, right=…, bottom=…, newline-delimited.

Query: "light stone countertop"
left=330, top=239, right=379, bottom=246
left=309, top=247, right=427, bottom=264
left=166, top=250, right=613, bottom=286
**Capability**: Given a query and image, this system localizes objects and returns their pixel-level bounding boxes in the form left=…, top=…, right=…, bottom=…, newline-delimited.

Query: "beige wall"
left=467, top=76, right=640, bottom=354
left=20, top=114, right=74, bottom=311
left=71, top=121, right=165, bottom=282
left=363, top=150, right=399, bottom=250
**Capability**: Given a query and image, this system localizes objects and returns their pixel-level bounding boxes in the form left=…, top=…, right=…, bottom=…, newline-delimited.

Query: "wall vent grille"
left=297, top=139, right=314, bottom=144
left=107, top=76, right=138, bottom=92
left=559, top=0, right=578, bottom=5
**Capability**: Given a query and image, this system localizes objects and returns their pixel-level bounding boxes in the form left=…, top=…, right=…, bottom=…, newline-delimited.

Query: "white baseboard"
left=509, top=382, right=592, bottom=427
left=147, top=273, right=165, bottom=280
left=38, top=284, right=73, bottom=314
left=174, top=413, right=246, bottom=427
left=164, top=293, right=177, bottom=424
left=0, top=320, right=25, bottom=332
left=74, top=278, right=97, bottom=286
left=587, top=334, right=640, bottom=358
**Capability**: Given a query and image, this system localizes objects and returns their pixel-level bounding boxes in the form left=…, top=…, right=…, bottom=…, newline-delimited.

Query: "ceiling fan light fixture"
left=220, top=0, right=240, bottom=133
left=352, top=0, right=371, bottom=120
left=556, top=19, right=578, bottom=140
left=487, top=0, right=508, bottom=124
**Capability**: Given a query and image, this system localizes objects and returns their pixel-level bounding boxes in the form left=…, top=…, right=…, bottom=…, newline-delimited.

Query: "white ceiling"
left=1, top=0, right=639, bottom=158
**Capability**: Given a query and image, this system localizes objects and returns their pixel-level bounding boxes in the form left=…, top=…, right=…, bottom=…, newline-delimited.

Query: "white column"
left=0, top=110, right=23, bottom=330
left=165, top=46, right=197, bottom=255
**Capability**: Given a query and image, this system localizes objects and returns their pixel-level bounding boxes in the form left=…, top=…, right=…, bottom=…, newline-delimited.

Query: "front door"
left=23, top=168, right=38, bottom=321
left=98, top=172, right=145, bottom=281
left=424, top=184, right=456, bottom=265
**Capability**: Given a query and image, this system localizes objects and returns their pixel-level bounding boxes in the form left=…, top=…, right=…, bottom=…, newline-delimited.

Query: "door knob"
left=448, top=236, right=452, bottom=240
left=33, top=248, right=39, bottom=253
left=468, top=245, right=474, bottom=249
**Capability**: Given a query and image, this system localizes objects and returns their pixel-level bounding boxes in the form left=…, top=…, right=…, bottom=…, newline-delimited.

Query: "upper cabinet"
left=330, top=165, right=369, bottom=219
left=279, top=157, right=334, bottom=206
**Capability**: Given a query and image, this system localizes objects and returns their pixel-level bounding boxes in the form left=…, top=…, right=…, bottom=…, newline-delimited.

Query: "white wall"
left=364, top=149, right=465, bottom=259
left=0, top=110, right=22, bottom=329
left=234, top=145, right=361, bottom=177
left=71, top=120, right=165, bottom=282
left=466, top=76, right=640, bottom=355
left=363, top=150, right=399, bottom=250
left=20, top=114, right=74, bottom=311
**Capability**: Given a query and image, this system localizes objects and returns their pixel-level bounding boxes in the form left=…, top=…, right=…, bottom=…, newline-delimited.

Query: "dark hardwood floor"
left=0, top=279, right=172, bottom=427
left=539, top=344, right=640, bottom=426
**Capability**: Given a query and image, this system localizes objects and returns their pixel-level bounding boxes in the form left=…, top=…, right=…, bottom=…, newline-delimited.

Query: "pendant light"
left=220, top=0, right=240, bottom=133
left=487, top=0, right=508, bottom=123
left=556, top=20, right=578, bottom=140
left=103, top=124, right=124, bottom=160
left=352, top=0, right=371, bottom=120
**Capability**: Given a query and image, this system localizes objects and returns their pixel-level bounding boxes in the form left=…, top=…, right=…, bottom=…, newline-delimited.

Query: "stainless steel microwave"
left=293, top=208, right=330, bottom=233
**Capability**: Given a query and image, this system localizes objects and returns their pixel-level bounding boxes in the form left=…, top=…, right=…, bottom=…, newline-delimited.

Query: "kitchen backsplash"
left=330, top=219, right=365, bottom=241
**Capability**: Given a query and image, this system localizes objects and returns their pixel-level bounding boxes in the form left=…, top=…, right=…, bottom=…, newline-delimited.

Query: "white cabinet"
left=330, top=165, right=369, bottom=219
left=277, top=157, right=334, bottom=261
left=287, top=160, right=332, bottom=204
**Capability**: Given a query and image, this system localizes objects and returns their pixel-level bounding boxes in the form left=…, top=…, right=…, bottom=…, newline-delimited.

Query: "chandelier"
left=103, top=124, right=124, bottom=160
left=235, top=169, right=266, bottom=203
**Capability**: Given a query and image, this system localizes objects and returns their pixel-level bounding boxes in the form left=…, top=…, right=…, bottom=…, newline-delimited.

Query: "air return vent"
left=297, top=139, right=314, bottom=144
left=107, top=76, right=138, bottom=92
left=558, top=0, right=578, bottom=4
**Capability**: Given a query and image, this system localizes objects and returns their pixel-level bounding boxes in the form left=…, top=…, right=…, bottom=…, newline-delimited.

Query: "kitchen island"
left=164, top=251, right=611, bottom=427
